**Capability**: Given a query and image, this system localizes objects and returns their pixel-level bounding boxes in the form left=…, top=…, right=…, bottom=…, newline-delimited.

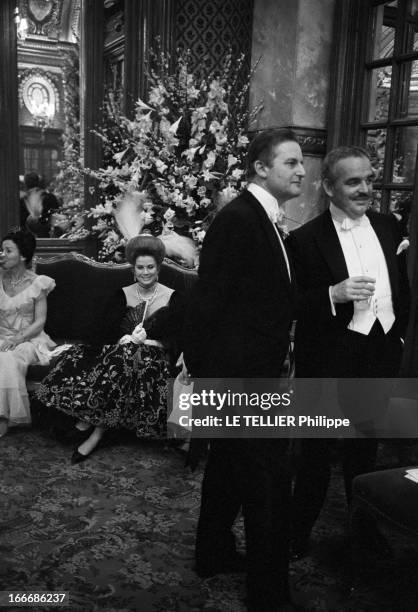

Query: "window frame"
left=328, top=0, right=418, bottom=215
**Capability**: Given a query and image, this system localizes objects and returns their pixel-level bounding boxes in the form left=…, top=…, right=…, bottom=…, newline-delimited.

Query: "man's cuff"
left=329, top=286, right=336, bottom=316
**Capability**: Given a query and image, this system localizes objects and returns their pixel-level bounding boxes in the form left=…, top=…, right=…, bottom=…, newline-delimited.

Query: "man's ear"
left=253, top=159, right=268, bottom=179
left=322, top=178, right=334, bottom=199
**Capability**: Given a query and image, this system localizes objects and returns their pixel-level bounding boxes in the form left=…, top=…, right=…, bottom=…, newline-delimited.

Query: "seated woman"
left=0, top=230, right=56, bottom=437
left=36, top=234, right=184, bottom=463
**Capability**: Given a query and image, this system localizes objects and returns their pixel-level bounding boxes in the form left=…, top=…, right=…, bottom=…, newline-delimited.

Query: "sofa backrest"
left=35, top=252, right=197, bottom=341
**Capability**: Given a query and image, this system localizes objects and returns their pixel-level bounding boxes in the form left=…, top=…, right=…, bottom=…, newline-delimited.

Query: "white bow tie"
left=271, top=208, right=285, bottom=225
left=339, top=215, right=370, bottom=231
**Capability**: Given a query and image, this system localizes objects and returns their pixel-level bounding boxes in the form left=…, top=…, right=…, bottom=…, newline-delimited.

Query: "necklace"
left=136, top=283, right=158, bottom=304
left=6, top=272, right=30, bottom=288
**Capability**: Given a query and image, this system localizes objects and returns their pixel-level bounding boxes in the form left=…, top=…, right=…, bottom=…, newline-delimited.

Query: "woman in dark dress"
left=36, top=235, right=183, bottom=463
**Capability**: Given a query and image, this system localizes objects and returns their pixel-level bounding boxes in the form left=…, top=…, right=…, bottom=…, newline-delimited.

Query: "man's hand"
left=331, top=276, right=376, bottom=304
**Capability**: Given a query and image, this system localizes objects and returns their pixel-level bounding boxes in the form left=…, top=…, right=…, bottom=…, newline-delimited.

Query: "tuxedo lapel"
left=244, top=191, right=292, bottom=292
left=314, top=210, right=349, bottom=283
left=368, top=212, right=399, bottom=298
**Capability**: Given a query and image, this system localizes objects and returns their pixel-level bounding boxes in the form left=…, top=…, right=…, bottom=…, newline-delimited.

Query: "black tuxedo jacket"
left=286, top=209, right=410, bottom=377
left=183, top=190, right=295, bottom=377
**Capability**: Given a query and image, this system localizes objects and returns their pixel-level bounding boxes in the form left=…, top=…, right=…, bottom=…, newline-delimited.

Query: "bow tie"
left=339, top=215, right=370, bottom=231
left=270, top=209, right=289, bottom=239
left=271, top=208, right=284, bottom=225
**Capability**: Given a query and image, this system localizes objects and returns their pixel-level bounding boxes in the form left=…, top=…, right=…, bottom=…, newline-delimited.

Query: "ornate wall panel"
left=20, top=0, right=61, bottom=38
left=175, top=0, right=254, bottom=77
left=18, top=68, right=62, bottom=128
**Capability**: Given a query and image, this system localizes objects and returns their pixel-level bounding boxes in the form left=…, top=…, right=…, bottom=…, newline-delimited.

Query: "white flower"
left=202, top=169, right=216, bottom=181
left=89, top=201, right=114, bottom=216
left=204, top=151, right=217, bottom=169
left=182, top=147, right=199, bottom=162
left=215, top=133, right=227, bottom=145
left=164, top=208, right=176, bottom=221
left=231, top=168, right=244, bottom=180
left=155, top=159, right=168, bottom=174
left=113, top=148, right=129, bottom=164
left=148, top=85, right=167, bottom=107
left=92, top=219, right=108, bottom=232
left=141, top=211, right=154, bottom=225
left=185, top=175, right=198, bottom=189
left=185, top=196, right=197, bottom=213
left=237, top=135, right=249, bottom=148
left=169, top=117, right=182, bottom=134
left=209, top=120, right=222, bottom=134
left=136, top=97, right=154, bottom=111
left=218, top=186, right=238, bottom=208
left=227, top=154, right=239, bottom=168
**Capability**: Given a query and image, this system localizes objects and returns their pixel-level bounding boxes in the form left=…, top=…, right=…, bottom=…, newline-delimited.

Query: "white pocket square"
left=396, top=238, right=410, bottom=255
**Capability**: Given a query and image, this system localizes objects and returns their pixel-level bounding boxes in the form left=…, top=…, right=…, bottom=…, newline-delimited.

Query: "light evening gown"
left=0, top=271, right=55, bottom=426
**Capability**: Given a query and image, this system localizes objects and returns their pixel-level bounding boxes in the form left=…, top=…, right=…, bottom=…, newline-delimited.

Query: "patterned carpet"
left=1, top=426, right=417, bottom=612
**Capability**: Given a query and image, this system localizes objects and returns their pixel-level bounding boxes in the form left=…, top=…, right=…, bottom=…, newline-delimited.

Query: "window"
left=23, top=144, right=59, bottom=184
left=329, top=0, right=418, bottom=229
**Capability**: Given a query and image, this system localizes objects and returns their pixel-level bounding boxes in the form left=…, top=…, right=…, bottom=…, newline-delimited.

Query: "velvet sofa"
left=351, top=467, right=418, bottom=554
left=27, top=251, right=198, bottom=389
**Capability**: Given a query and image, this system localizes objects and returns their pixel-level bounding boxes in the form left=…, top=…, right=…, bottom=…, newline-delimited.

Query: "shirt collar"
left=247, top=183, right=283, bottom=224
left=329, top=203, right=370, bottom=231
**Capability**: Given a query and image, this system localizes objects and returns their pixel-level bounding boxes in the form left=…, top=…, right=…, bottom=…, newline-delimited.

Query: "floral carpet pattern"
left=1, top=428, right=417, bottom=612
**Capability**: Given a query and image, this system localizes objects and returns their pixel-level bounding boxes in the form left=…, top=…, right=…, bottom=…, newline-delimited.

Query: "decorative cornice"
left=248, top=126, right=327, bottom=157
left=287, top=126, right=327, bottom=156
left=18, top=39, right=75, bottom=52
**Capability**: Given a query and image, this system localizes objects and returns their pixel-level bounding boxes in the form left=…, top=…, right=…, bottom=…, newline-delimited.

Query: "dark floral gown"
left=36, top=292, right=182, bottom=439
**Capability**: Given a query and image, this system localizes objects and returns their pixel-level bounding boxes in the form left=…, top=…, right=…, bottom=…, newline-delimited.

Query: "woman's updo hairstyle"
left=2, top=230, right=37, bottom=267
left=125, top=234, right=166, bottom=267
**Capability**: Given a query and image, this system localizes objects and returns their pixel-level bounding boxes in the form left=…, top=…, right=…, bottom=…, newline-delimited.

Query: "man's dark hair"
left=322, top=146, right=371, bottom=183
left=2, top=230, right=37, bottom=267
left=24, top=172, right=40, bottom=190
left=247, top=128, right=299, bottom=179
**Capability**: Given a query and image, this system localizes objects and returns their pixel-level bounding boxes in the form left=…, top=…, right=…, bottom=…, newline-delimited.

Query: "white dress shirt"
left=246, top=183, right=291, bottom=280
left=329, top=203, right=395, bottom=335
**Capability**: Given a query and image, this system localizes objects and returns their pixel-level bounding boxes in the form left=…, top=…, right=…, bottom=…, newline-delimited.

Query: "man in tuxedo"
left=287, top=145, right=410, bottom=556
left=183, top=129, right=305, bottom=611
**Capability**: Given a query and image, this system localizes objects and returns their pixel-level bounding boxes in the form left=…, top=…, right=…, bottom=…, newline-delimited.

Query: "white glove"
left=131, top=324, right=147, bottom=345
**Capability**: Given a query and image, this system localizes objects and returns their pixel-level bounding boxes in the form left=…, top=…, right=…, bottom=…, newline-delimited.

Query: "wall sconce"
left=14, top=7, right=29, bottom=42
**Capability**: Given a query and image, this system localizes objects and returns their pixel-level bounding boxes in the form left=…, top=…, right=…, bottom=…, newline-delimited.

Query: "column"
left=0, top=0, right=19, bottom=235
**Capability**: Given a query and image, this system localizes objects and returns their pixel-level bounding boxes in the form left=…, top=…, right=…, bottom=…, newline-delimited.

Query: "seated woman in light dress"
left=36, top=234, right=184, bottom=463
left=0, top=230, right=55, bottom=437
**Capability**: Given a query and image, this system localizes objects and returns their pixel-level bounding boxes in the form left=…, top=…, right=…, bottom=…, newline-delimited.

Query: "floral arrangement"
left=61, top=48, right=261, bottom=264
